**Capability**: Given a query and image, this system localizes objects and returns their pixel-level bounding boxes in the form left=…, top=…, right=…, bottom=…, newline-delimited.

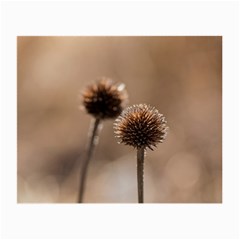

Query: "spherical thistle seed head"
left=114, top=104, right=168, bottom=150
left=82, top=77, right=128, bottom=119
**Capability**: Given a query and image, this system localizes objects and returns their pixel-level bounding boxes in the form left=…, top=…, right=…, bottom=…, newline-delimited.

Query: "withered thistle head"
left=114, top=104, right=168, bottom=150
left=82, top=77, right=128, bottom=119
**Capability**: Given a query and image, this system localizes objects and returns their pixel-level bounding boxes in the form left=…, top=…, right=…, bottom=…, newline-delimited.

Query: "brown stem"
left=137, top=147, right=145, bottom=203
left=78, top=118, right=102, bottom=203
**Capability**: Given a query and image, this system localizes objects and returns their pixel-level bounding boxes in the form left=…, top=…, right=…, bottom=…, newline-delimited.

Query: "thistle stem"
left=78, top=117, right=102, bottom=203
left=137, top=147, right=145, bottom=203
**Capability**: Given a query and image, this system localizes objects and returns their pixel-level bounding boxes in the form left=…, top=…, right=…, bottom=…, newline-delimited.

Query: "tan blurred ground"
left=17, top=36, right=222, bottom=203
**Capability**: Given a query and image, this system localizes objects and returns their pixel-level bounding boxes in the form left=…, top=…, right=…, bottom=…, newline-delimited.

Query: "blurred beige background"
left=17, top=36, right=222, bottom=203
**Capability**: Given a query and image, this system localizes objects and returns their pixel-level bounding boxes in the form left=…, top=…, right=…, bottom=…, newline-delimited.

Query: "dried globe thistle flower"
left=82, top=77, right=128, bottom=119
left=78, top=77, right=128, bottom=203
left=114, top=104, right=168, bottom=150
left=114, top=104, right=168, bottom=203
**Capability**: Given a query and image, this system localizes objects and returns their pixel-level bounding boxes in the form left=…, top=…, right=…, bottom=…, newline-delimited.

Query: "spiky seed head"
left=82, top=77, right=128, bottom=119
left=114, top=104, right=168, bottom=150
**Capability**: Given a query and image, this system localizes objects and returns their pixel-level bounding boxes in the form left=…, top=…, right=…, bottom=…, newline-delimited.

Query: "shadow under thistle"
left=114, top=104, right=168, bottom=203
left=78, top=77, right=128, bottom=203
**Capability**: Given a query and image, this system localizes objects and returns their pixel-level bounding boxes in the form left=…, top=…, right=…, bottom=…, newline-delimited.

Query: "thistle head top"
left=82, top=77, right=128, bottom=119
left=114, top=104, right=168, bottom=150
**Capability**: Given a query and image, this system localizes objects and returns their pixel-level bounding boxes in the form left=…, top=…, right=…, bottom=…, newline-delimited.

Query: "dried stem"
left=137, top=147, right=145, bottom=203
left=78, top=118, right=102, bottom=203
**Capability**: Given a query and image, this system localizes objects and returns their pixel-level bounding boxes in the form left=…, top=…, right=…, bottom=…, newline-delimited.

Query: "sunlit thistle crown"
left=114, top=104, right=168, bottom=150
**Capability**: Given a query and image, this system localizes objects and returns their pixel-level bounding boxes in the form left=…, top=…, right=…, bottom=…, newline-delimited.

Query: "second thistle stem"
left=78, top=117, right=102, bottom=203
left=137, top=147, right=145, bottom=204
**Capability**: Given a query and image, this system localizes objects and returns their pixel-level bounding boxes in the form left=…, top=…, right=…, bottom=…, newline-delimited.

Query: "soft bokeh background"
left=17, top=36, right=222, bottom=203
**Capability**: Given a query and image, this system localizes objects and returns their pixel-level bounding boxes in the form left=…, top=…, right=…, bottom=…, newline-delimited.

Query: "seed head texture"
left=82, top=78, right=128, bottom=119
left=114, top=104, right=168, bottom=150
